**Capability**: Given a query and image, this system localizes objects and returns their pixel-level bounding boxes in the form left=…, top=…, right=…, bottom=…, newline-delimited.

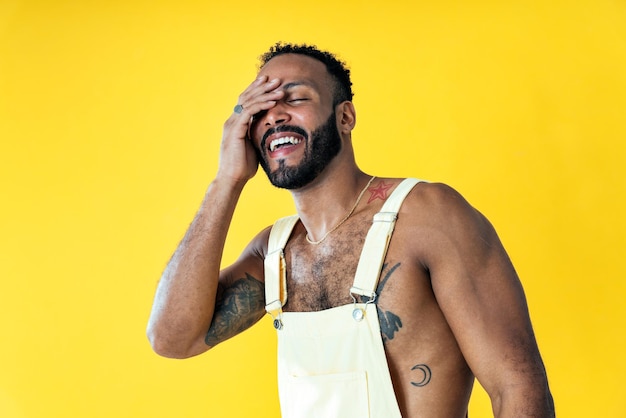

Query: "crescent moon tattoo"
left=410, top=364, right=432, bottom=387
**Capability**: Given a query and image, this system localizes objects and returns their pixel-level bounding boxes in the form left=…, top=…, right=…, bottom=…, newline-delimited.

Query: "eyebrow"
left=281, top=81, right=316, bottom=91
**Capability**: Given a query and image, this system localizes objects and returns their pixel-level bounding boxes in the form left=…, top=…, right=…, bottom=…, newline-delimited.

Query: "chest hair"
left=283, top=218, right=371, bottom=312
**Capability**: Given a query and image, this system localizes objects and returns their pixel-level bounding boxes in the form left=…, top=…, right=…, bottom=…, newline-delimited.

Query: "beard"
left=256, top=111, right=342, bottom=190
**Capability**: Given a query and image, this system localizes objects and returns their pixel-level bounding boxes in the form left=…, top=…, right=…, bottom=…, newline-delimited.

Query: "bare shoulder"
left=395, top=180, right=510, bottom=286
left=399, top=181, right=492, bottom=243
left=402, top=181, right=482, bottom=221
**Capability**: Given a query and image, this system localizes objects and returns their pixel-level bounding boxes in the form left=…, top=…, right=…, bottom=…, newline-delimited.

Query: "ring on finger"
left=233, top=104, right=244, bottom=114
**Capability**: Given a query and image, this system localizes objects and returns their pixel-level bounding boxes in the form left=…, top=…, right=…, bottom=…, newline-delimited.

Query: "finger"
left=225, top=99, right=280, bottom=142
left=235, top=77, right=282, bottom=111
left=226, top=77, right=284, bottom=140
left=246, top=76, right=281, bottom=97
left=232, top=88, right=284, bottom=119
left=236, top=92, right=282, bottom=116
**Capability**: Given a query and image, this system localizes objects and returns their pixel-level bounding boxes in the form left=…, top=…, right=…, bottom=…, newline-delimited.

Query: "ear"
left=336, top=101, right=356, bottom=134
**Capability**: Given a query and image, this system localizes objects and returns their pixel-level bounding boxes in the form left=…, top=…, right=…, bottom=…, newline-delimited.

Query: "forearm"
left=147, top=177, right=245, bottom=358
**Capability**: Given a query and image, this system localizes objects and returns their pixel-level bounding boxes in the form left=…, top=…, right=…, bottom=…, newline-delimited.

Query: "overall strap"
left=350, top=178, right=422, bottom=299
left=264, top=215, right=299, bottom=325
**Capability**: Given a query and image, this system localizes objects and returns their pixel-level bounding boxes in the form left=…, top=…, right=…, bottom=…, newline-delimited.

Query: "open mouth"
left=262, top=125, right=308, bottom=156
left=269, top=136, right=303, bottom=152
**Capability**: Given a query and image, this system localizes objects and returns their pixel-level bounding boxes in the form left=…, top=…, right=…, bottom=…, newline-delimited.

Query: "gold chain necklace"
left=305, top=176, right=376, bottom=245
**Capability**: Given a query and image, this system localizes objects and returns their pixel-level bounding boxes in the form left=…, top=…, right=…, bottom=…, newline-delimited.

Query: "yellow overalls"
left=265, top=178, right=421, bottom=418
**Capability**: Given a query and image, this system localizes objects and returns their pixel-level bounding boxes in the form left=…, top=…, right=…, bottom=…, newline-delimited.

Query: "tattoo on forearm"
left=205, top=273, right=264, bottom=347
left=410, top=364, right=432, bottom=387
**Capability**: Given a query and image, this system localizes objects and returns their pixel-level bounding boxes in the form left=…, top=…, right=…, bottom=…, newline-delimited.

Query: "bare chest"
left=281, top=214, right=417, bottom=313
left=282, top=219, right=371, bottom=312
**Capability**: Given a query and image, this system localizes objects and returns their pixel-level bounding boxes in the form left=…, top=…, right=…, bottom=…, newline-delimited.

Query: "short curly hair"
left=259, top=42, right=353, bottom=106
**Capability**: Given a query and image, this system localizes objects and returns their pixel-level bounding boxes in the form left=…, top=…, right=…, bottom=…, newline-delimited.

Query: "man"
left=147, top=43, right=554, bottom=417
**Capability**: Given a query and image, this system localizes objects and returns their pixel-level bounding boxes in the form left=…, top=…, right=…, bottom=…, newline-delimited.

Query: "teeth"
left=269, top=136, right=302, bottom=152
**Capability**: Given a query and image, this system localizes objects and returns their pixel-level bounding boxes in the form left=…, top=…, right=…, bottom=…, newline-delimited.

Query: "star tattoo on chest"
left=367, top=180, right=394, bottom=203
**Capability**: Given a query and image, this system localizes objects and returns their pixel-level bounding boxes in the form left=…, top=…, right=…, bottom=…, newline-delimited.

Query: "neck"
left=291, top=166, right=372, bottom=243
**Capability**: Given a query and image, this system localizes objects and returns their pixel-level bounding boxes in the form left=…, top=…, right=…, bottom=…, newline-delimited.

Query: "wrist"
left=210, top=175, right=248, bottom=196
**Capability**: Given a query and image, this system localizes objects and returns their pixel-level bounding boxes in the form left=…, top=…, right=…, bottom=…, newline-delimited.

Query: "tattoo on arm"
left=205, top=273, right=264, bottom=347
left=410, top=364, right=432, bottom=387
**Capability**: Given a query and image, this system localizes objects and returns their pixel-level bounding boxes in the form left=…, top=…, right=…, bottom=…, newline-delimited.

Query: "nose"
left=263, top=101, right=291, bottom=127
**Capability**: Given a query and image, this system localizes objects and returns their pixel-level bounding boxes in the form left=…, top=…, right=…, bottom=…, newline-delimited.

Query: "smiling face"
left=250, top=54, right=344, bottom=189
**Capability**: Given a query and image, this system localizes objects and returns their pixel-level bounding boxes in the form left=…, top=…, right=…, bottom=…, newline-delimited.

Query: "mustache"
left=261, top=125, right=308, bottom=150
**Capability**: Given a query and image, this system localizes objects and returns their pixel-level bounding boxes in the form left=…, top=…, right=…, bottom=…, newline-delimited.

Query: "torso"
left=280, top=178, right=474, bottom=418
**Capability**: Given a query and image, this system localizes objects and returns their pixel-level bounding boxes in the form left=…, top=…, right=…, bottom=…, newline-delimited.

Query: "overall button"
left=352, top=308, right=365, bottom=322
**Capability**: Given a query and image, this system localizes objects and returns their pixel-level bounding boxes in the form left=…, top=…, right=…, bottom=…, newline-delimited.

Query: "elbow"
left=146, top=325, right=179, bottom=358
left=490, top=377, right=555, bottom=418
left=148, top=338, right=188, bottom=360
left=146, top=325, right=208, bottom=359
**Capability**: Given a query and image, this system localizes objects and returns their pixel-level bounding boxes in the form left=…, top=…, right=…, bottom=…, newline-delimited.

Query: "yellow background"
left=1, top=0, right=625, bottom=416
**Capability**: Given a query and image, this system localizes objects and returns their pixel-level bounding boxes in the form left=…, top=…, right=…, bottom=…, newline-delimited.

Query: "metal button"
left=352, top=308, right=364, bottom=322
